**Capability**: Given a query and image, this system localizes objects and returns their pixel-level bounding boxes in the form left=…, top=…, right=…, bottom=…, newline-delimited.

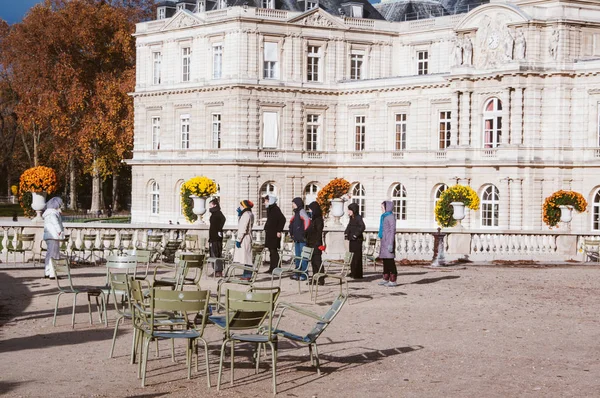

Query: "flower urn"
left=31, top=191, right=47, bottom=222
left=450, top=202, right=466, bottom=221
left=559, top=205, right=574, bottom=223
left=190, top=195, right=207, bottom=224
left=329, top=198, right=345, bottom=225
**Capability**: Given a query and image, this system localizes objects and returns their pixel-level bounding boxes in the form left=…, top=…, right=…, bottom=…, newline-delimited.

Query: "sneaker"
left=290, top=274, right=299, bottom=280
left=378, top=279, right=389, bottom=286
left=385, top=281, right=398, bottom=287
left=298, top=275, right=307, bottom=281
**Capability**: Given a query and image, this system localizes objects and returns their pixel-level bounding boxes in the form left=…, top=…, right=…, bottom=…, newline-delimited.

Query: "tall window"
left=151, top=117, right=160, bottom=150
left=354, top=115, right=365, bottom=151
left=263, top=42, right=278, bottom=79
left=350, top=51, right=364, bottom=80
left=434, top=184, right=448, bottom=220
left=395, top=113, right=407, bottom=151
left=351, top=183, right=366, bottom=217
left=306, top=114, right=320, bottom=151
left=439, top=111, right=451, bottom=149
left=483, top=98, right=502, bottom=148
left=180, top=115, right=190, bottom=149
left=594, top=190, right=600, bottom=230
left=481, top=185, right=499, bottom=227
left=212, top=44, right=222, bottom=79
left=181, top=47, right=191, bottom=82
left=212, top=113, right=221, bottom=149
left=150, top=181, right=160, bottom=215
left=306, top=0, right=318, bottom=10
left=152, top=52, right=162, bottom=85
left=307, top=45, right=321, bottom=82
left=262, top=111, right=279, bottom=148
left=417, top=50, right=429, bottom=75
left=304, top=183, right=319, bottom=207
left=391, top=183, right=407, bottom=221
left=157, top=7, right=166, bottom=19
left=261, top=0, right=274, bottom=8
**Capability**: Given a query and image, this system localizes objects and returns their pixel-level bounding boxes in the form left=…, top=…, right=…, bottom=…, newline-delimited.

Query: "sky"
left=0, top=0, right=43, bottom=24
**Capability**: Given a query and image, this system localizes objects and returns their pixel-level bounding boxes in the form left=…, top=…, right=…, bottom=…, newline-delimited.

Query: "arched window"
left=351, top=183, right=366, bottom=217
left=304, top=183, right=319, bottom=207
left=481, top=185, right=499, bottom=227
left=259, top=182, right=278, bottom=220
left=175, top=180, right=184, bottom=216
left=150, top=181, right=160, bottom=215
left=593, top=190, right=600, bottom=230
left=391, top=183, right=407, bottom=221
left=434, top=184, right=448, bottom=220
left=483, top=98, right=502, bottom=148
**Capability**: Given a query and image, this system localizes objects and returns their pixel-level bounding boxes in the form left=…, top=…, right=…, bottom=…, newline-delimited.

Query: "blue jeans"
left=294, top=242, right=308, bottom=272
left=242, top=265, right=253, bottom=279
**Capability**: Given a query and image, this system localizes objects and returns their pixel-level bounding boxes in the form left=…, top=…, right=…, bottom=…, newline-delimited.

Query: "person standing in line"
left=306, top=201, right=325, bottom=286
left=263, top=195, right=286, bottom=273
left=208, top=198, right=226, bottom=277
left=345, top=202, right=365, bottom=279
left=378, top=200, right=398, bottom=287
left=288, top=197, right=310, bottom=281
left=233, top=200, right=254, bottom=280
left=43, top=197, right=65, bottom=279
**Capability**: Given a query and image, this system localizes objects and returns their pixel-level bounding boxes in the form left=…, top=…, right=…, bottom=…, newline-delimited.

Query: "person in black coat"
left=263, top=195, right=286, bottom=273
left=306, top=201, right=325, bottom=285
left=345, top=202, right=366, bottom=279
left=208, top=198, right=226, bottom=276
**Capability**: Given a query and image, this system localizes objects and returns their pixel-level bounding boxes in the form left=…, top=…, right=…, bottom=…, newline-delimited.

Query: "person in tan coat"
left=233, top=200, right=254, bottom=279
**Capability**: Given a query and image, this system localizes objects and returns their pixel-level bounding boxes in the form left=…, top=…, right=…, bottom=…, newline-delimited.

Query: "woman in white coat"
left=233, top=200, right=254, bottom=279
left=43, top=197, right=65, bottom=278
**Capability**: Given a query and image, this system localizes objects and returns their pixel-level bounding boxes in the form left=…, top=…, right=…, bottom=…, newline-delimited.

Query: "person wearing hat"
left=43, top=196, right=65, bottom=279
left=233, top=199, right=255, bottom=279
left=306, top=201, right=325, bottom=285
left=288, top=197, right=311, bottom=280
left=263, top=195, right=286, bottom=273
left=345, top=202, right=366, bottom=279
left=378, top=200, right=397, bottom=287
left=208, top=198, right=226, bottom=277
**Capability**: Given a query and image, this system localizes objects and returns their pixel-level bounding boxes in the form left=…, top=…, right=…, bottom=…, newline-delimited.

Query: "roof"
left=225, top=0, right=386, bottom=19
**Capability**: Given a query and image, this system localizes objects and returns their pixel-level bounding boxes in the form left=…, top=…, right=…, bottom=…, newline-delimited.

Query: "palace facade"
left=129, top=0, right=600, bottom=232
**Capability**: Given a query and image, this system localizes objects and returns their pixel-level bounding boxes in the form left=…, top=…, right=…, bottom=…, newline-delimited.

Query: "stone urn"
left=450, top=201, right=466, bottom=228
left=559, top=205, right=574, bottom=223
left=31, top=191, right=47, bottom=223
left=190, top=195, right=207, bottom=224
left=330, top=198, right=345, bottom=225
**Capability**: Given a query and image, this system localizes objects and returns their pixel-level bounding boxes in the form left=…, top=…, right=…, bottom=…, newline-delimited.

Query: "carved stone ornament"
left=171, top=14, right=200, bottom=29
left=302, top=13, right=335, bottom=28
left=475, top=13, right=518, bottom=69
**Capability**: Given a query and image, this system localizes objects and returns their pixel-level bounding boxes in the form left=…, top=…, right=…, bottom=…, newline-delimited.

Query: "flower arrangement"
left=316, top=178, right=351, bottom=217
left=435, top=184, right=480, bottom=228
left=542, top=190, right=587, bottom=228
left=10, top=185, right=18, bottom=196
left=19, top=166, right=58, bottom=194
left=180, top=176, right=218, bottom=223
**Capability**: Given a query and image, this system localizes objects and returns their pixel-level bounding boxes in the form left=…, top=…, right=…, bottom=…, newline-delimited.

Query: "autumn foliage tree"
left=0, top=0, right=154, bottom=210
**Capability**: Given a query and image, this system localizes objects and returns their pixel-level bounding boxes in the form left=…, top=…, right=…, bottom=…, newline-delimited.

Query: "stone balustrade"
left=0, top=221, right=592, bottom=264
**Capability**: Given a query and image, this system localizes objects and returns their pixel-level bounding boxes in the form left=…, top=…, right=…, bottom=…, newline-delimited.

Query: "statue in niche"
left=504, top=30, right=514, bottom=61
left=452, top=37, right=463, bottom=66
left=515, top=30, right=526, bottom=60
left=463, top=36, right=473, bottom=66
left=549, top=29, right=560, bottom=60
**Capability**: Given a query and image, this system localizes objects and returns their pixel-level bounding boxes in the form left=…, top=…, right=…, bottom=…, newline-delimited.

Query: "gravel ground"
left=0, top=262, right=599, bottom=397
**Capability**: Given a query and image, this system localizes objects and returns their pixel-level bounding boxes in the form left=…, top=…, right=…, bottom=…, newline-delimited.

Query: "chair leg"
left=141, top=336, right=151, bottom=387
left=53, top=292, right=63, bottom=326
left=72, top=292, right=79, bottom=328
left=131, top=327, right=138, bottom=364
left=230, top=340, right=235, bottom=386
left=255, top=343, right=261, bottom=374
left=86, top=294, right=93, bottom=325
left=269, top=341, right=278, bottom=395
left=217, top=340, right=228, bottom=391
left=200, top=338, right=211, bottom=388
left=312, top=343, right=321, bottom=376
left=109, top=315, right=124, bottom=358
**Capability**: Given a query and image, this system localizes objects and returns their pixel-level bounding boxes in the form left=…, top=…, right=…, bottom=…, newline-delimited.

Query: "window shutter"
left=264, top=42, right=278, bottom=62
left=263, top=112, right=278, bottom=148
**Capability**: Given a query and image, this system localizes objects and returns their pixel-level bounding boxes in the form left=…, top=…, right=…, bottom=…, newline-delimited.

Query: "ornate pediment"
left=288, top=9, right=345, bottom=29
left=161, top=10, right=203, bottom=31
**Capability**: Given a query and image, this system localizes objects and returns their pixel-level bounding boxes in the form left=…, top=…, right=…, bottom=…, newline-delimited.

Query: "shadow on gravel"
left=0, top=328, right=113, bottom=354
left=0, top=272, right=32, bottom=328
left=403, top=275, right=460, bottom=285
left=0, top=381, right=29, bottom=395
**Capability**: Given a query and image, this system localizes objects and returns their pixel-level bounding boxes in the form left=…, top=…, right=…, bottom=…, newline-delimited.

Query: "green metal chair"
left=271, top=246, right=313, bottom=293
left=216, top=252, right=264, bottom=311
left=140, top=234, right=164, bottom=262
left=179, top=253, right=206, bottom=287
left=123, top=249, right=152, bottom=281
left=108, top=273, right=134, bottom=358
left=364, top=238, right=379, bottom=270
left=160, top=239, right=183, bottom=263
left=72, top=234, right=98, bottom=264
left=209, top=286, right=281, bottom=394
left=95, top=234, right=118, bottom=261
left=118, top=233, right=135, bottom=251
left=137, top=288, right=212, bottom=388
left=6, top=233, right=36, bottom=264
left=50, top=258, right=107, bottom=328
left=310, top=251, right=353, bottom=302
left=270, top=276, right=348, bottom=375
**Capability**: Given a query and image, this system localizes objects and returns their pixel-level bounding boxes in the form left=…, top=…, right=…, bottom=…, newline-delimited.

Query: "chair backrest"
left=99, top=234, right=117, bottom=248
left=305, top=291, right=348, bottom=343
left=179, top=253, right=205, bottom=285
left=13, top=234, right=35, bottom=250
left=105, top=255, right=138, bottom=284
left=109, top=273, right=132, bottom=314
left=225, top=286, right=280, bottom=338
left=184, top=234, right=199, bottom=250
left=81, top=234, right=97, bottom=249
left=119, top=233, right=134, bottom=249
left=300, top=246, right=314, bottom=261
left=50, top=257, right=75, bottom=292
left=150, top=288, right=210, bottom=333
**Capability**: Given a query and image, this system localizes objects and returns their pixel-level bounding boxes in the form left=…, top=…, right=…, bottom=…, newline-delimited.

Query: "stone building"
left=128, top=0, right=600, bottom=233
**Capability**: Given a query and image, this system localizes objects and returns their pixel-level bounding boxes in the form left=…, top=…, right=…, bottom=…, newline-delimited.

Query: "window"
left=417, top=50, right=429, bottom=75
left=307, top=45, right=321, bottom=82
left=351, top=5, right=363, bottom=18
left=157, top=7, right=166, bottom=19
left=594, top=190, right=600, bottom=230
left=439, top=111, right=451, bottom=149
left=306, top=114, right=320, bottom=151
left=481, top=185, right=499, bottom=227
left=177, top=3, right=185, bottom=11
left=261, top=0, right=274, bottom=8
left=150, top=181, right=160, bottom=215
left=306, top=0, right=318, bottom=10
left=395, top=113, right=407, bottom=151
left=212, top=44, right=222, bottom=79
left=211, top=113, right=222, bottom=149
left=350, top=51, right=364, bottom=80
left=391, top=183, right=407, bottom=221
left=151, top=117, right=160, bottom=150
left=196, top=1, right=205, bottom=12
left=351, top=183, right=366, bottom=217
left=354, top=116, right=365, bottom=151
left=434, top=184, right=448, bottom=220
left=181, top=47, right=191, bottom=82
left=304, top=183, right=319, bottom=207
left=180, top=115, right=190, bottom=149
left=152, top=52, right=162, bottom=85
left=263, top=42, right=278, bottom=79
left=262, top=111, right=278, bottom=148
left=483, top=98, right=502, bottom=148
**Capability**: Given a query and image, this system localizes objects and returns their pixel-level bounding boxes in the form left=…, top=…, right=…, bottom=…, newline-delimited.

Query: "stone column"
left=499, top=178, right=510, bottom=229
left=510, top=178, right=523, bottom=230
left=459, top=91, right=471, bottom=146
left=451, top=91, right=460, bottom=147
left=511, top=87, right=524, bottom=146
left=501, top=89, right=510, bottom=146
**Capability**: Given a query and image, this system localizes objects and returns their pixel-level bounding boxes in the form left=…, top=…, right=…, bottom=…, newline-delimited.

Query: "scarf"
left=378, top=211, right=393, bottom=239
